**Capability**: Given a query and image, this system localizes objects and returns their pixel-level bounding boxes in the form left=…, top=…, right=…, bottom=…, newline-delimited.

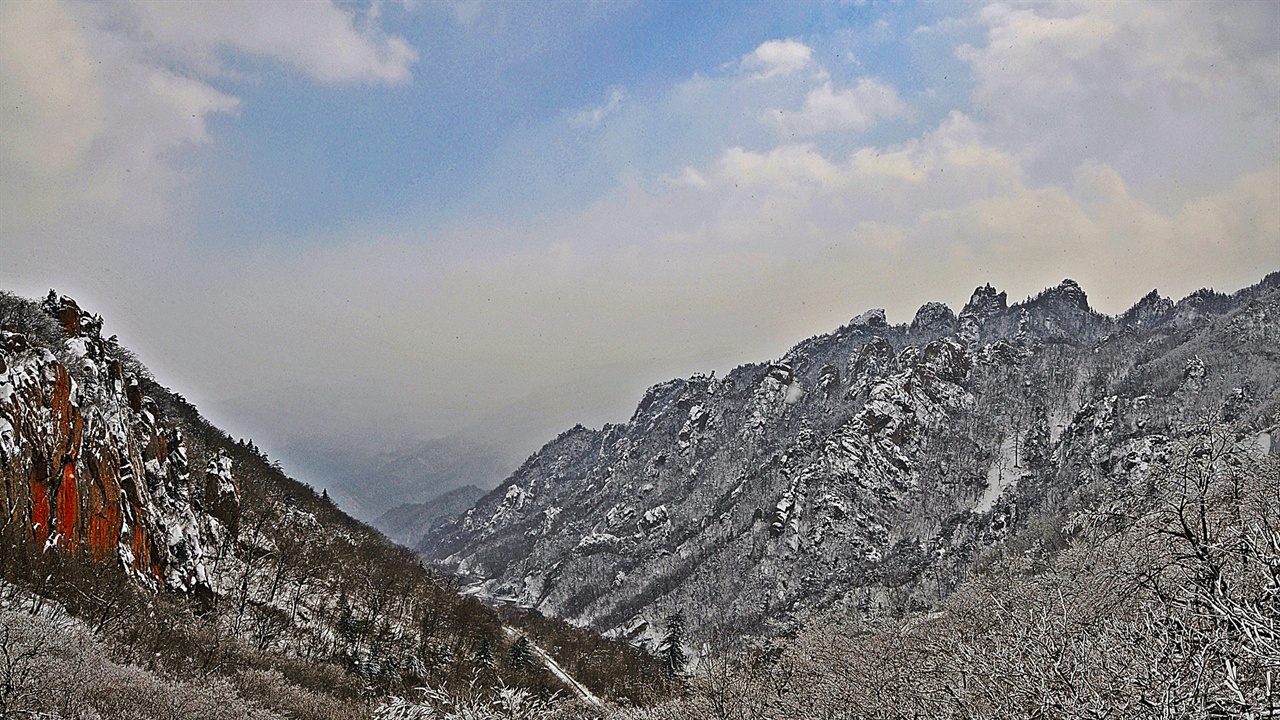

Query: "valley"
left=3, top=273, right=1277, bottom=718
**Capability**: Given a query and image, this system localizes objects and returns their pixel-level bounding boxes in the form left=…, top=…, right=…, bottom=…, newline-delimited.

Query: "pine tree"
left=509, top=635, right=534, bottom=672
left=658, top=612, right=687, bottom=677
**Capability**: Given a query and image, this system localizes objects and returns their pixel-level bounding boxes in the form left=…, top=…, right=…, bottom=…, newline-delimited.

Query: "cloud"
left=448, top=1, right=487, bottom=27
left=957, top=0, right=1280, bottom=200
left=161, top=92, right=1275, bottom=456
left=108, top=0, right=417, bottom=84
left=0, top=1, right=102, bottom=176
left=768, top=77, right=907, bottom=136
left=570, top=87, right=626, bottom=129
left=0, top=1, right=243, bottom=232
left=743, top=39, right=813, bottom=80
left=1, top=0, right=1275, bottom=488
left=0, top=0, right=416, bottom=236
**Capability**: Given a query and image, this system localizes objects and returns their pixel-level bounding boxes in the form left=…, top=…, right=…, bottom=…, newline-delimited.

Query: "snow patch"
left=1246, top=431, right=1276, bottom=457
left=976, top=435, right=1021, bottom=513
left=574, top=533, right=622, bottom=555
left=784, top=382, right=804, bottom=404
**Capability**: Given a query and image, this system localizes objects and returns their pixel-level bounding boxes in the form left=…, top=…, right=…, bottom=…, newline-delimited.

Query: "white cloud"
left=145, top=71, right=242, bottom=145
left=0, top=1, right=244, bottom=232
left=570, top=87, right=626, bottom=129
left=743, top=39, right=813, bottom=80
left=448, top=1, right=487, bottom=27
left=111, top=0, right=417, bottom=84
left=0, top=0, right=416, bottom=236
left=168, top=131, right=1276, bottom=453
left=2, top=0, right=1275, bottom=474
left=0, top=1, right=102, bottom=176
left=958, top=0, right=1280, bottom=200
left=768, top=77, right=907, bottom=136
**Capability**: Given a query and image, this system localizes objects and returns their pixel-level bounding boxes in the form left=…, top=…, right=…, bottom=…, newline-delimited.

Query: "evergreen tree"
left=658, top=612, right=687, bottom=677
left=509, top=635, right=534, bottom=672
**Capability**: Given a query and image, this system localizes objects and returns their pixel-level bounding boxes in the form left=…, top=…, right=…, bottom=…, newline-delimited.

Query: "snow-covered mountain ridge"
left=420, top=273, right=1280, bottom=645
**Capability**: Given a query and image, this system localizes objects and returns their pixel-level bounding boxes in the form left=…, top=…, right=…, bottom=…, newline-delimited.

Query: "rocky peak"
left=1025, top=279, right=1091, bottom=313
left=850, top=308, right=888, bottom=329
left=1118, top=289, right=1173, bottom=329
left=1003, top=279, right=1109, bottom=340
left=961, top=284, right=1008, bottom=320
left=910, top=302, right=958, bottom=336
left=1051, top=279, right=1089, bottom=310
left=41, top=292, right=105, bottom=340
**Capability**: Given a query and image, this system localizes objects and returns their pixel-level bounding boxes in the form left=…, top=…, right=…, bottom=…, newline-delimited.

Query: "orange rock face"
left=1, top=294, right=236, bottom=591
left=85, top=451, right=124, bottom=562
left=29, top=474, right=50, bottom=545
left=55, top=463, right=80, bottom=549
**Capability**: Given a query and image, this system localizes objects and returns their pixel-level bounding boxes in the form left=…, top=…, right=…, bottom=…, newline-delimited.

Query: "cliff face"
left=0, top=294, right=236, bottom=593
left=421, top=274, right=1280, bottom=645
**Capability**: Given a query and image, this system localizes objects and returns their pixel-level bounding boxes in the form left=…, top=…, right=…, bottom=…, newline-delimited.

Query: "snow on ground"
left=502, top=626, right=604, bottom=709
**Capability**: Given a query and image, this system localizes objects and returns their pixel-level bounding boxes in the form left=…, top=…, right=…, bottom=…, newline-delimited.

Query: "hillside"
left=615, top=425, right=1280, bottom=718
left=0, top=291, right=667, bottom=719
left=420, top=273, right=1280, bottom=650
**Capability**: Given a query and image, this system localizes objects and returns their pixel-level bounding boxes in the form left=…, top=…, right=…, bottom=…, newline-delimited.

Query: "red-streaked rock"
left=0, top=294, right=235, bottom=593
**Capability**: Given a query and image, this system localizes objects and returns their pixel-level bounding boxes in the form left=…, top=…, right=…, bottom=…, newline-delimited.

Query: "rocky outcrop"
left=0, top=294, right=236, bottom=592
left=960, top=284, right=1008, bottom=320
left=850, top=308, right=888, bottom=329
left=1118, top=289, right=1174, bottom=329
left=1016, top=278, right=1107, bottom=337
left=910, top=302, right=958, bottom=337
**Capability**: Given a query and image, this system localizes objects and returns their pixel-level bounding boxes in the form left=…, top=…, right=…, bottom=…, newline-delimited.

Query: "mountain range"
left=418, top=273, right=1280, bottom=651
left=2, top=270, right=1277, bottom=718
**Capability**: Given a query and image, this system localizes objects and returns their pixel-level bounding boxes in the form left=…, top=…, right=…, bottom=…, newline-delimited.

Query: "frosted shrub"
left=375, top=681, right=561, bottom=720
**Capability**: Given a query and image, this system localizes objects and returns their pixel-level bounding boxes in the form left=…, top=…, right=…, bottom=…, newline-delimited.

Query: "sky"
left=1, top=0, right=1278, bottom=503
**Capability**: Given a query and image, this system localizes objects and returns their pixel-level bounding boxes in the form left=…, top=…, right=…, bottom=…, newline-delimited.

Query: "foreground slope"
left=421, top=273, right=1280, bottom=645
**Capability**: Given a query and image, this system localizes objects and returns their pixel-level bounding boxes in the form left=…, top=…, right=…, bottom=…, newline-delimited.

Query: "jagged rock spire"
left=961, top=284, right=1008, bottom=319
left=911, top=302, right=957, bottom=335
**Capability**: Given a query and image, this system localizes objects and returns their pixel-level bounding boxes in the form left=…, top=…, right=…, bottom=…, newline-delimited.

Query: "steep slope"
left=615, top=425, right=1280, bottom=719
left=0, top=291, right=666, bottom=718
left=0, top=293, right=226, bottom=595
left=421, top=273, right=1280, bottom=646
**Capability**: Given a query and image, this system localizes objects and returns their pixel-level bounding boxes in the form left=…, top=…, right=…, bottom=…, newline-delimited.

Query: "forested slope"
left=617, top=425, right=1280, bottom=718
